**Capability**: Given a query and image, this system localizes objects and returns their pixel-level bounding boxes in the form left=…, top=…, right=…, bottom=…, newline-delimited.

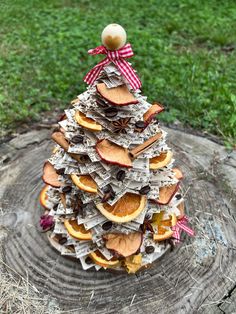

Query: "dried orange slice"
left=75, top=111, right=102, bottom=131
left=64, top=219, right=92, bottom=240
left=96, top=193, right=146, bottom=223
left=71, top=174, right=97, bottom=193
left=39, top=185, right=49, bottom=209
left=89, top=250, right=120, bottom=268
left=153, top=229, right=174, bottom=241
left=149, top=151, right=173, bottom=170
left=143, top=103, right=164, bottom=123
left=104, top=232, right=142, bottom=257
left=152, top=212, right=177, bottom=241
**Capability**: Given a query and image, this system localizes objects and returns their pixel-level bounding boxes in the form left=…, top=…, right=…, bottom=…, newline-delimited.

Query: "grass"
left=0, top=0, right=235, bottom=146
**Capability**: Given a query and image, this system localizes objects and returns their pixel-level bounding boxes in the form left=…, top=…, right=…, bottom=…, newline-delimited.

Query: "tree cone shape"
left=64, top=219, right=92, bottom=240
left=40, top=40, right=193, bottom=273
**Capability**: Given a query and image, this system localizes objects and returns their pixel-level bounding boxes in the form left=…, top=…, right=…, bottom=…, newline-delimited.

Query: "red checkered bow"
left=172, top=215, right=195, bottom=243
left=84, top=43, right=142, bottom=90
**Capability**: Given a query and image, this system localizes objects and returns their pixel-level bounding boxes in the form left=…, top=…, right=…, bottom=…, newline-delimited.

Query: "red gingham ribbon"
left=84, top=43, right=142, bottom=90
left=172, top=215, right=195, bottom=243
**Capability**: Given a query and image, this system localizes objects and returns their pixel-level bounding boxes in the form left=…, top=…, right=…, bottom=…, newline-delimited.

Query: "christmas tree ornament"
left=39, top=24, right=194, bottom=273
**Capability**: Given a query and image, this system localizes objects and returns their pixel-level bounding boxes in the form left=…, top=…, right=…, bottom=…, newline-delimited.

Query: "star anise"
left=112, top=117, right=131, bottom=134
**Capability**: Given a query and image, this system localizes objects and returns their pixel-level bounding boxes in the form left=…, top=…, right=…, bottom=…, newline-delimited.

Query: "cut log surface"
left=0, top=128, right=236, bottom=313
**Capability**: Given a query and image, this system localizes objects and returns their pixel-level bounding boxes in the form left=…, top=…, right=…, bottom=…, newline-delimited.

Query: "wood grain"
left=0, top=128, right=235, bottom=313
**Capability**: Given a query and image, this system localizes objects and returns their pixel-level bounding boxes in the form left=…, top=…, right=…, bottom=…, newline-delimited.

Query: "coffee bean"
left=104, top=107, right=118, bottom=118
left=80, top=155, right=89, bottom=163
left=73, top=207, right=80, bottom=214
left=56, top=168, right=65, bottom=175
left=102, top=221, right=113, bottom=231
left=135, top=120, right=146, bottom=129
left=71, top=135, right=84, bottom=144
left=139, top=185, right=151, bottom=195
left=175, top=194, right=182, bottom=200
left=102, top=185, right=112, bottom=194
left=96, top=98, right=107, bottom=107
left=85, top=256, right=93, bottom=264
left=116, top=170, right=125, bottom=181
left=145, top=246, right=155, bottom=254
left=62, top=186, right=72, bottom=193
left=59, top=237, right=67, bottom=245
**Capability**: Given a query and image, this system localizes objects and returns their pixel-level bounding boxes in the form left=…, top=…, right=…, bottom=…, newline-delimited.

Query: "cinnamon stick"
left=129, top=132, right=162, bottom=159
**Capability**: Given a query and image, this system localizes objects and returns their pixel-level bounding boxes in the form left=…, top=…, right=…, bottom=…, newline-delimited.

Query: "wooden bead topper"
left=101, top=24, right=127, bottom=50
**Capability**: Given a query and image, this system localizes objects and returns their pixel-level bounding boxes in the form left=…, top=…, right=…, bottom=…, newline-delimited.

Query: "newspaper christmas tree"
left=39, top=24, right=194, bottom=273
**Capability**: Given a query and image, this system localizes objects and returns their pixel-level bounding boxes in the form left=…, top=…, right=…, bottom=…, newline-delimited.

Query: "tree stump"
left=0, top=128, right=235, bottom=313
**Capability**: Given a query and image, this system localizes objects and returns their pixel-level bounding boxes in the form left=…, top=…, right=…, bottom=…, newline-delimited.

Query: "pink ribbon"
left=172, top=215, right=195, bottom=243
left=84, top=43, right=142, bottom=90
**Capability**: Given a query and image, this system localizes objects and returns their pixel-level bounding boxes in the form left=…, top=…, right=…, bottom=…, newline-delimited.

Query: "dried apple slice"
left=89, top=250, right=120, bottom=268
left=177, top=201, right=185, bottom=219
left=149, top=151, right=173, bottom=170
left=104, top=232, right=142, bottom=257
left=75, top=111, right=102, bottom=131
left=173, top=168, right=183, bottom=180
left=96, top=139, right=132, bottom=168
left=143, top=103, right=164, bottom=124
left=96, top=83, right=139, bottom=106
left=155, top=167, right=183, bottom=205
left=39, top=185, right=49, bottom=209
left=157, top=183, right=180, bottom=205
left=97, top=193, right=146, bottom=223
left=64, top=219, right=92, bottom=240
left=42, top=162, right=63, bottom=188
left=71, top=174, right=98, bottom=193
